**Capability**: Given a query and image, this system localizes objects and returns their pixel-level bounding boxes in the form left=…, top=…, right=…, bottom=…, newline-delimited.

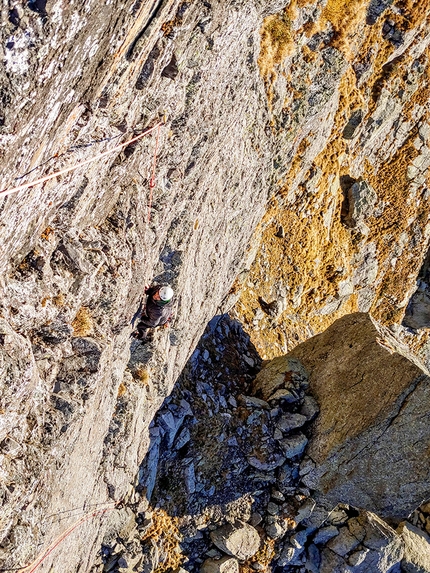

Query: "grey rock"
left=300, top=395, right=320, bottom=421
left=320, top=548, right=353, bottom=573
left=313, top=526, right=340, bottom=545
left=403, top=288, right=430, bottom=330
left=210, top=520, right=260, bottom=560
left=280, top=433, right=308, bottom=459
left=175, top=427, right=191, bottom=450
left=267, top=502, right=279, bottom=515
left=338, top=512, right=404, bottom=573
left=250, top=512, right=263, bottom=527
left=268, top=389, right=298, bottom=403
left=306, top=543, right=321, bottom=573
left=295, top=499, right=316, bottom=524
left=342, top=109, right=363, bottom=139
left=265, top=521, right=285, bottom=539
left=326, top=526, right=361, bottom=557
left=398, top=521, right=430, bottom=573
left=201, top=556, right=239, bottom=573
left=291, top=313, right=430, bottom=520
left=278, top=544, right=305, bottom=567
left=348, top=548, right=370, bottom=567
left=251, top=357, right=309, bottom=400
left=247, top=454, right=286, bottom=471
left=347, top=517, right=366, bottom=542
left=184, top=462, right=196, bottom=494
left=38, top=321, right=73, bottom=344
left=343, top=180, right=377, bottom=230
left=328, top=509, right=349, bottom=526
left=301, top=505, right=330, bottom=533
left=291, top=530, right=309, bottom=549
left=242, top=395, right=270, bottom=409
left=277, top=413, right=308, bottom=433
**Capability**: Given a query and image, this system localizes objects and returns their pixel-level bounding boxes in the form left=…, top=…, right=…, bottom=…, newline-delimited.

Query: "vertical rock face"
left=233, top=0, right=430, bottom=359
left=288, top=312, right=430, bottom=520
left=0, top=0, right=429, bottom=570
left=0, top=1, right=292, bottom=569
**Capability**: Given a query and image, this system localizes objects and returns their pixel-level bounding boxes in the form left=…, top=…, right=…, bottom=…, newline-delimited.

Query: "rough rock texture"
left=0, top=0, right=430, bottom=570
left=398, top=521, right=430, bottom=573
left=0, top=0, right=292, bottom=569
left=233, top=0, right=430, bottom=359
left=289, top=312, right=430, bottom=520
left=201, top=556, right=239, bottom=573
left=210, top=520, right=261, bottom=560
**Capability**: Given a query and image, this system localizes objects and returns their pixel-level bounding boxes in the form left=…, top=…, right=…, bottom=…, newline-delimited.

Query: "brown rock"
left=288, top=312, right=430, bottom=520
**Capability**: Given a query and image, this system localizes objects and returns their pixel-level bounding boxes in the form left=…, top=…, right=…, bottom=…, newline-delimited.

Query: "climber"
left=133, top=284, right=175, bottom=340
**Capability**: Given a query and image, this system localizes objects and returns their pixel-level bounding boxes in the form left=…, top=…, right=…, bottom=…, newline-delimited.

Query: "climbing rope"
left=12, top=502, right=120, bottom=573
left=14, top=133, right=124, bottom=181
left=147, top=122, right=161, bottom=223
left=0, top=121, right=163, bottom=199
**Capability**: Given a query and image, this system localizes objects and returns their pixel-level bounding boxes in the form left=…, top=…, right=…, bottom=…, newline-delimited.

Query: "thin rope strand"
left=1, top=122, right=163, bottom=198
left=147, top=122, right=161, bottom=223
left=16, top=503, right=119, bottom=573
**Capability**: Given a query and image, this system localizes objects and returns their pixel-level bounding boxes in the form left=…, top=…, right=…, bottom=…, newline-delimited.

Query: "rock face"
left=288, top=312, right=430, bottom=520
left=0, top=0, right=289, bottom=569
left=232, top=0, right=430, bottom=359
left=0, top=0, right=430, bottom=570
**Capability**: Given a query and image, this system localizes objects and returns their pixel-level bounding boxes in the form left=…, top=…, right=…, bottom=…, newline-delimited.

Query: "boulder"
left=348, top=512, right=404, bottom=572
left=210, top=520, right=260, bottom=560
left=288, top=312, right=430, bottom=520
left=397, top=521, right=430, bottom=573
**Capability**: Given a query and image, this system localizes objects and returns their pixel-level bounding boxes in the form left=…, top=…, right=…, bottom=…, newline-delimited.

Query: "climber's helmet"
left=159, top=286, right=174, bottom=302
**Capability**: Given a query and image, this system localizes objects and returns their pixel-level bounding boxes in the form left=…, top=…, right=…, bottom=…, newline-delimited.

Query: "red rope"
left=147, top=122, right=161, bottom=223
left=0, top=122, right=163, bottom=198
left=19, top=503, right=119, bottom=573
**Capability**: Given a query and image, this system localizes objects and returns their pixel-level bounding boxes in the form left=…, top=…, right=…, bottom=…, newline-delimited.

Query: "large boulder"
left=210, top=520, right=260, bottom=560
left=397, top=522, right=430, bottom=573
left=286, top=312, right=430, bottom=520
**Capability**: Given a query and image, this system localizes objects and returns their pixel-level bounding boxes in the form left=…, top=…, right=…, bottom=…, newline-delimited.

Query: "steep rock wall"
left=0, top=0, right=289, bottom=569
left=1, top=0, right=429, bottom=570
left=233, top=0, right=430, bottom=360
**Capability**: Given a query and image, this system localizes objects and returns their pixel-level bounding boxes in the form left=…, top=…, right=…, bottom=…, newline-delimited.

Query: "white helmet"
left=159, top=286, right=174, bottom=302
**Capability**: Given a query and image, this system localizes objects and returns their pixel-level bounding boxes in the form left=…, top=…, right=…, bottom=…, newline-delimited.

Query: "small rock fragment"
left=201, top=556, right=239, bottom=573
left=326, top=526, right=361, bottom=556
left=280, top=433, right=308, bottom=458
left=277, top=413, right=307, bottom=433
left=313, top=526, right=339, bottom=545
left=300, top=395, right=319, bottom=421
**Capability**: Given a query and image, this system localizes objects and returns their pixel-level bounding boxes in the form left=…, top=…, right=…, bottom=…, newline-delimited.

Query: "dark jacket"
left=139, top=286, right=174, bottom=328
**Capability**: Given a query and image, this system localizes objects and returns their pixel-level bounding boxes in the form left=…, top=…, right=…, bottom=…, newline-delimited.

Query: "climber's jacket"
left=138, top=285, right=174, bottom=328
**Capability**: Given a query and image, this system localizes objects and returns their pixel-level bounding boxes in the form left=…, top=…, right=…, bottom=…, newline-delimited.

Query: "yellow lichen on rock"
left=322, top=0, right=368, bottom=56
left=140, top=509, right=184, bottom=573
left=236, top=2, right=430, bottom=359
left=258, top=12, right=295, bottom=88
left=71, top=307, right=94, bottom=336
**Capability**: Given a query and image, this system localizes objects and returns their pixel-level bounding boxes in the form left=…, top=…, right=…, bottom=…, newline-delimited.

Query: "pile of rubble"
left=96, top=314, right=430, bottom=573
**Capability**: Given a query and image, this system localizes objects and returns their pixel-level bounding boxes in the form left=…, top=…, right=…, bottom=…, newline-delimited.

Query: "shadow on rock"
left=129, top=314, right=317, bottom=572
